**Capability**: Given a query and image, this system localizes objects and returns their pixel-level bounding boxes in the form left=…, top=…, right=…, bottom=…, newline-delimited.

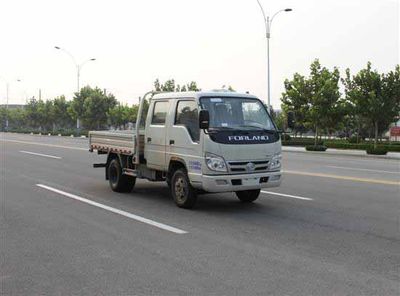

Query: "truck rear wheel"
left=236, top=189, right=260, bottom=203
left=108, top=158, right=135, bottom=193
left=170, top=169, right=197, bottom=209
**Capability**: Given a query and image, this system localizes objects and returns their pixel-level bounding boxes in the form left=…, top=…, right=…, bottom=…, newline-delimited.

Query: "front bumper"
left=197, top=171, right=282, bottom=193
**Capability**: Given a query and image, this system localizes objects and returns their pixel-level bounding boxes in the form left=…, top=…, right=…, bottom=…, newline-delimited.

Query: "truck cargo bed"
left=89, top=130, right=144, bottom=156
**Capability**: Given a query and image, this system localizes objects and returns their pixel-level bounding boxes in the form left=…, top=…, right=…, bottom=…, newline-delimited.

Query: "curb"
left=3, top=132, right=88, bottom=140
left=282, top=147, right=400, bottom=160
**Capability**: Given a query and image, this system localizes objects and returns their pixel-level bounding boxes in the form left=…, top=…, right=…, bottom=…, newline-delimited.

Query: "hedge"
left=282, top=138, right=400, bottom=152
left=280, top=134, right=292, bottom=141
left=366, top=147, right=388, bottom=155
left=305, top=145, right=328, bottom=151
left=4, top=128, right=89, bottom=137
left=282, top=139, right=324, bottom=146
left=325, top=142, right=400, bottom=152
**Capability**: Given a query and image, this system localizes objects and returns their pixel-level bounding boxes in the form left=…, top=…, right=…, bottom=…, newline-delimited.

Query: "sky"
left=0, top=0, right=398, bottom=109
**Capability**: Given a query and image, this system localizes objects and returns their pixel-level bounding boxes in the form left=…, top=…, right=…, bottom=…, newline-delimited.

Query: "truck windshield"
left=200, top=97, right=276, bottom=131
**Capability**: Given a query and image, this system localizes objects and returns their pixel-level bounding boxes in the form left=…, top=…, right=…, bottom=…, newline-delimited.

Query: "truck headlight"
left=269, top=153, right=282, bottom=170
left=205, top=153, right=227, bottom=172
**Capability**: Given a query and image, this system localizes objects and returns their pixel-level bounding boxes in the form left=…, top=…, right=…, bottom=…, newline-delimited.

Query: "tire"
left=236, top=189, right=260, bottom=203
left=170, top=168, right=197, bottom=209
left=108, top=158, right=135, bottom=193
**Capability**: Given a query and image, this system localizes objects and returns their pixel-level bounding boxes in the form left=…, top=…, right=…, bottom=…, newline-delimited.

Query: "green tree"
left=322, top=97, right=345, bottom=138
left=124, top=104, right=139, bottom=123
left=154, top=79, right=176, bottom=92
left=107, top=104, right=126, bottom=128
left=137, top=78, right=200, bottom=128
left=274, top=111, right=286, bottom=131
left=282, top=59, right=341, bottom=144
left=154, top=79, right=200, bottom=92
left=342, top=62, right=400, bottom=147
left=69, top=86, right=117, bottom=130
left=82, top=87, right=118, bottom=130
left=24, top=98, right=54, bottom=131
left=0, top=107, right=7, bottom=130
left=0, top=107, right=27, bottom=130
left=185, top=81, right=200, bottom=91
left=11, top=108, right=28, bottom=129
left=68, top=86, right=91, bottom=129
left=107, top=104, right=139, bottom=128
left=53, top=95, right=73, bottom=129
left=281, top=73, right=310, bottom=135
left=25, top=98, right=43, bottom=129
left=40, top=100, right=55, bottom=131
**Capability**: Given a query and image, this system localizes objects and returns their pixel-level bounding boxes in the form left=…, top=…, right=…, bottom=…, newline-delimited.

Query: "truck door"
left=166, top=99, right=203, bottom=183
left=145, top=100, right=170, bottom=170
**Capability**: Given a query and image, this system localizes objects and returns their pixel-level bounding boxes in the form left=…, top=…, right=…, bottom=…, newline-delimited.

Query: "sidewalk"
left=282, top=146, right=400, bottom=160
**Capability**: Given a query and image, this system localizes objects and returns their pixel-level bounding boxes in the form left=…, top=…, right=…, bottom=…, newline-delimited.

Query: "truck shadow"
left=131, top=181, right=272, bottom=214
left=196, top=195, right=270, bottom=213
left=123, top=182, right=320, bottom=231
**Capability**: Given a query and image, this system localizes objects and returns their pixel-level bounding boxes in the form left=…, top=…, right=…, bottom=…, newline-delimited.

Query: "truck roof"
left=152, top=91, right=258, bottom=100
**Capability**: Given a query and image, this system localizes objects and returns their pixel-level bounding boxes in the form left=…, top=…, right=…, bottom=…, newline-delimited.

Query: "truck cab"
left=89, top=91, right=282, bottom=209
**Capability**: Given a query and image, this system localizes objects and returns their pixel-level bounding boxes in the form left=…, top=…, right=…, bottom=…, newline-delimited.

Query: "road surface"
left=1, top=133, right=399, bottom=295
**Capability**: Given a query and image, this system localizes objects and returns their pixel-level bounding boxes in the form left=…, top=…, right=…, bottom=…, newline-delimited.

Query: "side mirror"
left=199, top=109, right=210, bottom=130
left=287, top=111, right=295, bottom=129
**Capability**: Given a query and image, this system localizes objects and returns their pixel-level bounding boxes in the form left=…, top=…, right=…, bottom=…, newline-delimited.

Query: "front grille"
left=231, top=168, right=246, bottom=172
left=228, top=160, right=269, bottom=173
left=255, top=166, right=268, bottom=171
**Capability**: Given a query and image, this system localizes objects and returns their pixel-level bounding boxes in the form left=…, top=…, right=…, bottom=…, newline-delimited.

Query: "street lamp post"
left=256, top=1, right=292, bottom=109
left=0, top=77, right=21, bottom=130
left=54, top=46, right=96, bottom=129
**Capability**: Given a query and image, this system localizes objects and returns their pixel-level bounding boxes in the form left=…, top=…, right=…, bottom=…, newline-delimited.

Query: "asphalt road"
left=1, top=133, right=399, bottom=295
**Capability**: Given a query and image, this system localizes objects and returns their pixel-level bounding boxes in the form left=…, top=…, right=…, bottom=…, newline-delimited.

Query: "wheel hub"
left=174, top=177, right=187, bottom=202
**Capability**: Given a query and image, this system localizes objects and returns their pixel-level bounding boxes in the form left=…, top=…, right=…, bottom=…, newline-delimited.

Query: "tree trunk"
left=374, top=121, right=378, bottom=149
left=368, top=128, right=372, bottom=143
left=314, top=125, right=318, bottom=146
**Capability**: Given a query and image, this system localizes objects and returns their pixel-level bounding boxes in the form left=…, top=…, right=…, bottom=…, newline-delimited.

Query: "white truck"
left=89, top=91, right=287, bottom=208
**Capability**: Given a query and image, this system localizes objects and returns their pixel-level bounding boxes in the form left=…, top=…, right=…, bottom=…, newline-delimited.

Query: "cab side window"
left=151, top=101, right=168, bottom=125
left=175, top=100, right=199, bottom=142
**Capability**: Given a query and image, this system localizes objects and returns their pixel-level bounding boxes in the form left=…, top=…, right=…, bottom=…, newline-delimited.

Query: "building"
left=389, top=119, right=400, bottom=141
left=0, top=104, right=25, bottom=110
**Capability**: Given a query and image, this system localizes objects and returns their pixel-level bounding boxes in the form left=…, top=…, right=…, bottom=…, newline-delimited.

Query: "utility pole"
left=256, top=1, right=292, bottom=109
left=54, top=46, right=96, bottom=130
left=6, top=83, right=9, bottom=129
left=0, top=77, right=21, bottom=130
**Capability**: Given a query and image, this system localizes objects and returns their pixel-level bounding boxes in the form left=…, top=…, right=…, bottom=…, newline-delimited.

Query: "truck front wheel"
left=170, top=169, right=197, bottom=209
left=235, top=189, right=260, bottom=203
left=108, top=158, right=135, bottom=193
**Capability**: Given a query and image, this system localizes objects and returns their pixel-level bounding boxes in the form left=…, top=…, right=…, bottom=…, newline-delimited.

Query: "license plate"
left=242, top=178, right=259, bottom=186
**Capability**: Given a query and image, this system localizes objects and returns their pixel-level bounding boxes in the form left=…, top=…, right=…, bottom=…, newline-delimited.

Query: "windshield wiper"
left=208, top=126, right=236, bottom=130
left=238, top=125, right=277, bottom=133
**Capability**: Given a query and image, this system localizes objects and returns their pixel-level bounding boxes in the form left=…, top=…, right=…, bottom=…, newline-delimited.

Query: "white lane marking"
left=2, top=139, right=87, bottom=151
left=261, top=190, right=313, bottom=201
left=36, top=184, right=187, bottom=234
left=20, top=150, right=62, bottom=159
left=283, top=152, right=394, bottom=164
left=327, top=165, right=399, bottom=175
left=283, top=170, right=399, bottom=186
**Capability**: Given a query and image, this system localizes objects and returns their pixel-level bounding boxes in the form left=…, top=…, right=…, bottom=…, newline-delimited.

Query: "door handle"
left=169, top=139, right=175, bottom=145
left=147, top=137, right=152, bottom=143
